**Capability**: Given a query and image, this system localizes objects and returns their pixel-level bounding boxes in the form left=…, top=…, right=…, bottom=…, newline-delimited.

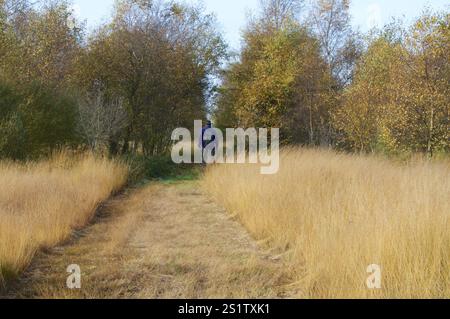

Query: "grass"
left=124, top=154, right=202, bottom=185
left=202, top=147, right=450, bottom=298
left=7, top=182, right=293, bottom=299
left=0, top=152, right=128, bottom=286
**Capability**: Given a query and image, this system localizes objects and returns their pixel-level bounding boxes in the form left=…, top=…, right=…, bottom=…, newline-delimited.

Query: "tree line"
left=216, top=0, right=449, bottom=157
left=0, top=0, right=225, bottom=159
left=0, top=0, right=448, bottom=160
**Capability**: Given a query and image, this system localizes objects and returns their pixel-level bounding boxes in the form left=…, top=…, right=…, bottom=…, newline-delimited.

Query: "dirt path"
left=4, top=181, right=295, bottom=298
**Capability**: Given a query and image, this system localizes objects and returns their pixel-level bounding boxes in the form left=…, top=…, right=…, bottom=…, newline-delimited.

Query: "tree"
left=332, top=12, right=449, bottom=155
left=307, top=0, right=361, bottom=86
left=74, top=0, right=226, bottom=156
left=259, top=0, right=303, bottom=30
left=0, top=1, right=81, bottom=159
left=332, top=37, right=405, bottom=152
left=78, top=89, right=128, bottom=152
left=399, top=12, right=449, bottom=156
left=216, top=0, right=334, bottom=145
left=3, top=0, right=82, bottom=87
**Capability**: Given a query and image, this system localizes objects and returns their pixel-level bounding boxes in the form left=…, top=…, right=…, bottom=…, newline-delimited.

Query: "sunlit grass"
left=0, top=152, right=128, bottom=285
left=203, top=148, right=450, bottom=298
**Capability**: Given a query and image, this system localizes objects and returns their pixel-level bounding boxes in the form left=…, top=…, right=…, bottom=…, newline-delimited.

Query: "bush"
left=0, top=82, right=25, bottom=159
left=19, top=82, right=79, bottom=158
left=0, top=81, right=79, bottom=160
left=123, top=153, right=201, bottom=185
left=0, top=113, right=26, bottom=159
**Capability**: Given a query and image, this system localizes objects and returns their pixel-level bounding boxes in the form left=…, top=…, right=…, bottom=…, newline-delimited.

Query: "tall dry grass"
left=0, top=152, right=128, bottom=284
left=202, top=148, right=450, bottom=298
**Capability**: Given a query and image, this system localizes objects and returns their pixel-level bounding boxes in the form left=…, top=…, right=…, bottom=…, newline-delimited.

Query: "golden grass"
left=0, top=152, right=128, bottom=285
left=4, top=182, right=294, bottom=299
left=202, top=148, right=450, bottom=298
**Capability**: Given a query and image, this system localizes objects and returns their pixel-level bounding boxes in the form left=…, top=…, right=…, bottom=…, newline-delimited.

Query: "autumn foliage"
left=215, top=0, right=449, bottom=157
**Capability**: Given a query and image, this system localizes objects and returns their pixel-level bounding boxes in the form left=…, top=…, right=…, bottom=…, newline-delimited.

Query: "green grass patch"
left=123, top=154, right=203, bottom=185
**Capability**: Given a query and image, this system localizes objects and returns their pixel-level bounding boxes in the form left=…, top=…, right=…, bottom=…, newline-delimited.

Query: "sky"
left=70, top=0, right=450, bottom=50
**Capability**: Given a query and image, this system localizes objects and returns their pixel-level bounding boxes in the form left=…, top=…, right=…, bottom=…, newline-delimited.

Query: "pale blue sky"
left=70, top=0, right=449, bottom=49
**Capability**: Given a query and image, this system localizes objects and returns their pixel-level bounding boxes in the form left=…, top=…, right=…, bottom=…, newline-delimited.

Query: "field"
left=0, top=0, right=448, bottom=302
left=1, top=148, right=448, bottom=299
left=0, top=153, right=128, bottom=285
left=202, top=148, right=450, bottom=298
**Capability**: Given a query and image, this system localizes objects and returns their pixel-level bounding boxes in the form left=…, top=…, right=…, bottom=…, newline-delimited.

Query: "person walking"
left=199, top=120, right=217, bottom=164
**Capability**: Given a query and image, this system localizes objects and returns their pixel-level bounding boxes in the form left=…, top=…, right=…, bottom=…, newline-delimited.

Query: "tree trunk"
left=427, top=108, right=434, bottom=158
left=309, top=104, right=314, bottom=146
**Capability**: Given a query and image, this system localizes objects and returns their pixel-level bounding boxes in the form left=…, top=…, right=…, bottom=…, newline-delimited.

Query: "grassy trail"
left=2, top=181, right=294, bottom=299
